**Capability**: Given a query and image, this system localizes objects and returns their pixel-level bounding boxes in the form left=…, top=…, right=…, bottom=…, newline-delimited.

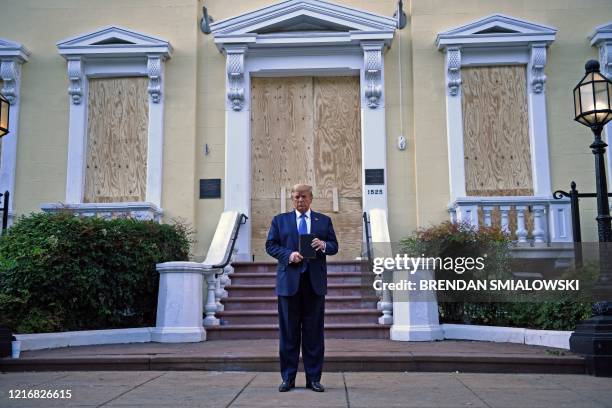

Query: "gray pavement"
left=0, top=371, right=611, bottom=408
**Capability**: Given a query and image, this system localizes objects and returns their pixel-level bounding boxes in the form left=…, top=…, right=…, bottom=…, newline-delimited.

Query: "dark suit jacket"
left=265, top=210, right=338, bottom=296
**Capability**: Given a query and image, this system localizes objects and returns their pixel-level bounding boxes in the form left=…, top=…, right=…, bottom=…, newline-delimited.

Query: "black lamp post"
left=569, top=60, right=612, bottom=377
left=0, top=92, right=9, bottom=137
left=573, top=59, right=612, bottom=241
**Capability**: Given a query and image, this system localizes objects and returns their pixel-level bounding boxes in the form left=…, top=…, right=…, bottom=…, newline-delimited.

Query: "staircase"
left=206, top=261, right=391, bottom=340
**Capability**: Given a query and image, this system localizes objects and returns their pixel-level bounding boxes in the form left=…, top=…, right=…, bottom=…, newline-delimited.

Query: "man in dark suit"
left=265, top=184, right=338, bottom=393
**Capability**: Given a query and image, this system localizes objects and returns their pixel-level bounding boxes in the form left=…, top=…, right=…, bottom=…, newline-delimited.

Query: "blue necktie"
left=298, top=213, right=308, bottom=235
left=298, top=213, right=308, bottom=273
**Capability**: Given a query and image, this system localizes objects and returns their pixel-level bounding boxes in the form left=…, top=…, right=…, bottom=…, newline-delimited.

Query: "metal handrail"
left=213, top=213, right=248, bottom=272
left=362, top=211, right=372, bottom=263
left=0, top=191, right=8, bottom=231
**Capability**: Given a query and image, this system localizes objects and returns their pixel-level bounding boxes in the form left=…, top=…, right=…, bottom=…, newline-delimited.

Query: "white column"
left=361, top=42, right=388, bottom=214
left=223, top=45, right=251, bottom=261
left=145, top=55, right=165, bottom=208
left=595, top=39, right=612, bottom=191
left=444, top=47, right=466, bottom=200
left=0, top=58, right=25, bottom=223
left=527, top=44, right=552, bottom=197
left=65, top=57, right=88, bottom=203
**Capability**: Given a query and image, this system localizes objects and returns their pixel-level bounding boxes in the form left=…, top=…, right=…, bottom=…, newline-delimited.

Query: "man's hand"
left=289, top=251, right=303, bottom=263
left=311, top=238, right=326, bottom=252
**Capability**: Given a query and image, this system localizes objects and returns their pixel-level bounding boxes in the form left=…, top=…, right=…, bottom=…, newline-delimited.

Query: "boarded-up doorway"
left=251, top=76, right=362, bottom=261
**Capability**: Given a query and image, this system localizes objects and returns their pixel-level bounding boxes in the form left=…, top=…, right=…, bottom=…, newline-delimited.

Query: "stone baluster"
left=204, top=271, right=220, bottom=326
left=499, top=206, right=511, bottom=234
left=532, top=205, right=547, bottom=244
left=482, top=206, right=494, bottom=227
left=377, top=269, right=393, bottom=325
left=515, top=205, right=528, bottom=244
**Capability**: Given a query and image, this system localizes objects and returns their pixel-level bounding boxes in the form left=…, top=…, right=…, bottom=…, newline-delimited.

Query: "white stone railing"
left=40, top=202, right=163, bottom=222
left=448, top=196, right=573, bottom=244
left=152, top=211, right=244, bottom=343
left=367, top=208, right=393, bottom=325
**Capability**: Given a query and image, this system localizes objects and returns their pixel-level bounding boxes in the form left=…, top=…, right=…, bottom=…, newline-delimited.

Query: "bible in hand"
left=299, top=234, right=317, bottom=259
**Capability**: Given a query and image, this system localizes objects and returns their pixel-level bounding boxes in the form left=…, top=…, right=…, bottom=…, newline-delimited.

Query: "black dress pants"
left=277, top=266, right=325, bottom=382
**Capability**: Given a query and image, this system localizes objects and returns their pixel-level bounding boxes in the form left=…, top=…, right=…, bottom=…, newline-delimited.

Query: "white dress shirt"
left=295, top=209, right=311, bottom=234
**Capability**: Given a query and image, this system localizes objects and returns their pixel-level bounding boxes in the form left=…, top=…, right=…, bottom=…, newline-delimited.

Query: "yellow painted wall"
left=2, top=0, right=611, bottom=258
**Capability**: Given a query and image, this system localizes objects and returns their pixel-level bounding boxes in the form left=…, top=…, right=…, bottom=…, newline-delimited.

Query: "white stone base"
left=15, top=327, right=153, bottom=351
left=442, top=324, right=571, bottom=349
left=150, top=327, right=206, bottom=343
left=390, top=324, right=444, bottom=341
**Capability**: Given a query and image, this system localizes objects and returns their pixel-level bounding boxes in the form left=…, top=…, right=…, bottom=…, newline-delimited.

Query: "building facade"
left=1, top=0, right=612, bottom=261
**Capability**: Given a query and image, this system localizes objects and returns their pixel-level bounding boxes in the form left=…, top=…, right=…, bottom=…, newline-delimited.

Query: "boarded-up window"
left=462, top=66, right=533, bottom=196
left=84, top=77, right=148, bottom=203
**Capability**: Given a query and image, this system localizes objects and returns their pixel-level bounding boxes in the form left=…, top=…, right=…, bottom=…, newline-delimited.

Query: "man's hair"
left=291, top=184, right=313, bottom=197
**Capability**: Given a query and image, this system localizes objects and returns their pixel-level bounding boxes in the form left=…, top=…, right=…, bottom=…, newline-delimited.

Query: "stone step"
left=225, top=283, right=372, bottom=297
left=205, top=323, right=391, bottom=340
left=229, top=272, right=365, bottom=285
left=232, top=261, right=367, bottom=274
left=3, top=339, right=585, bottom=374
left=217, top=309, right=381, bottom=325
left=221, top=296, right=379, bottom=311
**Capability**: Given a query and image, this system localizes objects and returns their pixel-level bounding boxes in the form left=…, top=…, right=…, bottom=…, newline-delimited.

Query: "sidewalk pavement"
left=1, top=370, right=611, bottom=408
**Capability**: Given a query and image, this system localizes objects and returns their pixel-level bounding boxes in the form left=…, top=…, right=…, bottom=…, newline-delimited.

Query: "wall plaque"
left=365, top=169, right=385, bottom=185
left=200, top=179, right=221, bottom=199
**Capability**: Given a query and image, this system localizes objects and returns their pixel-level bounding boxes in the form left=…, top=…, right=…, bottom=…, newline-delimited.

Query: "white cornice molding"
left=436, top=14, right=556, bottom=50
left=590, top=22, right=612, bottom=78
left=57, top=26, right=172, bottom=58
left=211, top=0, right=396, bottom=51
left=590, top=22, right=612, bottom=46
left=0, top=38, right=31, bottom=63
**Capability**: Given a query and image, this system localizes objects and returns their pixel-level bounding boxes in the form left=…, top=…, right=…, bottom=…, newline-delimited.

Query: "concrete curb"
left=442, top=324, right=571, bottom=349
left=14, top=324, right=572, bottom=351
left=16, top=328, right=153, bottom=351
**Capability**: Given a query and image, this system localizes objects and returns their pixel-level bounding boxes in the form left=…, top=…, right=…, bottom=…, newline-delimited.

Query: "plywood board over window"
left=462, top=66, right=533, bottom=197
left=84, top=77, right=148, bottom=203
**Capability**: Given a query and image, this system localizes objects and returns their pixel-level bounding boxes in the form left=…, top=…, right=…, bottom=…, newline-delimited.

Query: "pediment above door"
left=210, top=0, right=396, bottom=50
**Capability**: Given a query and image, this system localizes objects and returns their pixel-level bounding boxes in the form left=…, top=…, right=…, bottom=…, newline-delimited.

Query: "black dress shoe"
left=306, top=380, right=325, bottom=392
left=278, top=379, right=295, bottom=392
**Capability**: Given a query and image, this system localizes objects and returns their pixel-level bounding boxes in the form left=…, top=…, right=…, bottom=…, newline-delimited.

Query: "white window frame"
left=0, top=38, right=30, bottom=225
left=590, top=22, right=612, bottom=191
left=56, top=26, right=172, bottom=212
left=436, top=14, right=557, bottom=201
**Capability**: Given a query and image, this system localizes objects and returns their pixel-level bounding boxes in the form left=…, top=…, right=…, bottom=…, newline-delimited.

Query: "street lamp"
left=569, top=59, right=612, bottom=377
left=573, top=59, right=612, bottom=242
left=0, top=92, right=9, bottom=137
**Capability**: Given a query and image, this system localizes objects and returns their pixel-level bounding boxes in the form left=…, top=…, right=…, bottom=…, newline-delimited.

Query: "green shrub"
left=401, top=221, right=592, bottom=330
left=0, top=212, right=192, bottom=333
left=440, top=301, right=593, bottom=331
